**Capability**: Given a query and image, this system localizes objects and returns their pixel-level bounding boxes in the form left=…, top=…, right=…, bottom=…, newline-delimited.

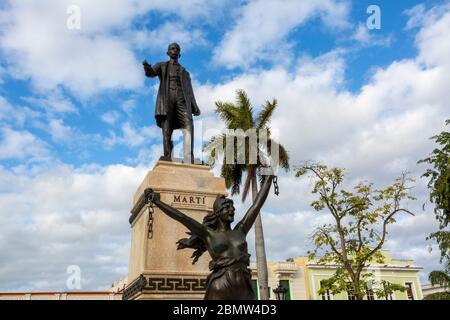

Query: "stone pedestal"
left=123, top=161, right=227, bottom=300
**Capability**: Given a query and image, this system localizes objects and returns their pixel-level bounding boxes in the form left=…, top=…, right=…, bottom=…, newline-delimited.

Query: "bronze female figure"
left=147, top=175, right=274, bottom=300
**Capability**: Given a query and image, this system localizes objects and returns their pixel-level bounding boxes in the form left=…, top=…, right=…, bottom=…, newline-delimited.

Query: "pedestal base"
left=123, top=161, right=227, bottom=300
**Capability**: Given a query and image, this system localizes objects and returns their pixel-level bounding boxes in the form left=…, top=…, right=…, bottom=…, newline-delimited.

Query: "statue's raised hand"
left=146, top=188, right=160, bottom=203
left=143, top=59, right=152, bottom=70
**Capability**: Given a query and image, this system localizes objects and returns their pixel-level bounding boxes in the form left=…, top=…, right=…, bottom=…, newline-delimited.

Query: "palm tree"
left=204, top=89, right=289, bottom=300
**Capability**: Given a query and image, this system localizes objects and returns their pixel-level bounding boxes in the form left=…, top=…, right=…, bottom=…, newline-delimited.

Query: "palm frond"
left=221, top=164, right=244, bottom=196
left=215, top=101, right=240, bottom=127
left=263, top=139, right=290, bottom=171
left=203, top=134, right=226, bottom=167
left=257, top=99, right=277, bottom=129
left=235, top=89, right=254, bottom=129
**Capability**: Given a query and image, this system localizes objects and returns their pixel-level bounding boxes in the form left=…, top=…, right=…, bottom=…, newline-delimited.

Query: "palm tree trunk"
left=252, top=172, right=269, bottom=300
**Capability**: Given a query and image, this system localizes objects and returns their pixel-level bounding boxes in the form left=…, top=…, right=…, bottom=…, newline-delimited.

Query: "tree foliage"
left=427, top=259, right=450, bottom=295
left=296, top=163, right=415, bottom=300
left=205, top=89, right=289, bottom=197
left=418, top=119, right=450, bottom=261
left=419, top=119, right=450, bottom=296
left=423, top=292, right=450, bottom=300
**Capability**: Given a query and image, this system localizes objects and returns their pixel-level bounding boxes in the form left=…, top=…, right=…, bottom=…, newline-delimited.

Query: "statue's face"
left=167, top=44, right=180, bottom=59
left=219, top=201, right=235, bottom=223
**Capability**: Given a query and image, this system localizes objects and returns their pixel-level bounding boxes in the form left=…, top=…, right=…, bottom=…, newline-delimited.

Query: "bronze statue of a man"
left=143, top=43, right=201, bottom=164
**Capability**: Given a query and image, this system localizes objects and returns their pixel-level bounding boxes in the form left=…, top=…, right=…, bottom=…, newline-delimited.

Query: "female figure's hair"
left=177, top=195, right=232, bottom=264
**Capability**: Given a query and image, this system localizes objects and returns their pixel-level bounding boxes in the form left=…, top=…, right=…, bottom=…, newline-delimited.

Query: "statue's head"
left=167, top=42, right=181, bottom=59
left=213, top=195, right=235, bottom=223
left=177, top=195, right=234, bottom=265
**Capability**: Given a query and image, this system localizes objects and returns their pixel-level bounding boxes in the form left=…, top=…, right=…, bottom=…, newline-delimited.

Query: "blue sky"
left=0, top=0, right=449, bottom=293
left=0, top=0, right=432, bottom=167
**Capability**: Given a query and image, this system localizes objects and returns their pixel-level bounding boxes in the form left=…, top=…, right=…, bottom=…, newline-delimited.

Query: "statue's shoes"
left=159, top=156, right=172, bottom=162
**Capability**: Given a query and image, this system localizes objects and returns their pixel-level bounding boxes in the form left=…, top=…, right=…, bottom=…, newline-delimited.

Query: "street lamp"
left=272, top=282, right=287, bottom=300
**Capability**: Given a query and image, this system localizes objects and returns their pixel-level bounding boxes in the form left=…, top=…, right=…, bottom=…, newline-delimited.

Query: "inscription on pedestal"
left=172, top=194, right=206, bottom=206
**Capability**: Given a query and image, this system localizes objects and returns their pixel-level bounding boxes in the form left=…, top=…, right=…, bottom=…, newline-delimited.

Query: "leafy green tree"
left=428, top=269, right=450, bottom=290
left=423, top=292, right=450, bottom=300
left=204, top=89, right=289, bottom=300
left=296, top=163, right=414, bottom=300
left=419, top=119, right=450, bottom=261
left=418, top=119, right=449, bottom=298
left=375, top=280, right=406, bottom=300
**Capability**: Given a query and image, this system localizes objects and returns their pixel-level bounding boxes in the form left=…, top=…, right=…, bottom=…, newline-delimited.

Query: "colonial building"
left=251, top=250, right=423, bottom=300
left=421, top=283, right=448, bottom=298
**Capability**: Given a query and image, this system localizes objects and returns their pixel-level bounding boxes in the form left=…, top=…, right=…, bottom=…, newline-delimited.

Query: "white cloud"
left=0, top=0, right=143, bottom=97
left=0, top=64, right=4, bottom=84
left=213, top=0, right=350, bottom=69
left=121, top=99, right=136, bottom=114
left=351, top=23, right=393, bottom=47
left=0, top=127, right=51, bottom=162
left=104, top=122, right=160, bottom=148
left=48, top=119, right=76, bottom=143
left=101, top=111, right=121, bottom=125
left=0, top=0, right=230, bottom=97
left=130, top=21, right=207, bottom=53
left=23, top=92, right=78, bottom=115
left=0, top=96, right=41, bottom=128
left=0, top=163, right=150, bottom=291
left=0, top=96, right=13, bottom=121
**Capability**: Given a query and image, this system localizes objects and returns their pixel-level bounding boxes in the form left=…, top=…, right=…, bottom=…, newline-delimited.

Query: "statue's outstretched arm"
left=143, top=60, right=161, bottom=78
left=237, top=175, right=274, bottom=235
left=152, top=193, right=207, bottom=241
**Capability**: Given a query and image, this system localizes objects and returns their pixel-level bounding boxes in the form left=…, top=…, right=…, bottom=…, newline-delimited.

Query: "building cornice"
left=306, top=264, right=422, bottom=272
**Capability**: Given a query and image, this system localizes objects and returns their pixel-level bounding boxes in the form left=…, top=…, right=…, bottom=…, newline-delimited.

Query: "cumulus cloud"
left=104, top=122, right=160, bottom=148
left=0, top=0, right=231, bottom=97
left=0, top=96, right=40, bottom=128
left=0, top=64, right=5, bottom=84
left=101, top=111, right=121, bottom=126
left=0, top=127, right=52, bottom=162
left=0, top=163, right=150, bottom=292
left=130, top=22, right=207, bottom=53
left=0, top=1, right=142, bottom=97
left=351, top=23, right=393, bottom=47
left=23, top=92, right=78, bottom=115
left=213, top=0, right=350, bottom=69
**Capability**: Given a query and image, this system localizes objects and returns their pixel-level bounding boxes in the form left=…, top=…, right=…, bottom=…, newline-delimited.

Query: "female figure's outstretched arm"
left=151, top=192, right=208, bottom=241
left=237, top=175, right=274, bottom=235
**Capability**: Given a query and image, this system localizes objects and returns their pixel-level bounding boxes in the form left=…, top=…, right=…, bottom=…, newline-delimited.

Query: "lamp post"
left=272, top=282, right=287, bottom=300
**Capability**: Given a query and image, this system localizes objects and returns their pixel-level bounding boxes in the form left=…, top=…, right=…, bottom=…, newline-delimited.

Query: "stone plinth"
left=124, top=161, right=227, bottom=300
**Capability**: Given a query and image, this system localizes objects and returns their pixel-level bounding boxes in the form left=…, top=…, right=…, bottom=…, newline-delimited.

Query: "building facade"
left=421, top=283, right=448, bottom=298
left=250, top=251, right=423, bottom=300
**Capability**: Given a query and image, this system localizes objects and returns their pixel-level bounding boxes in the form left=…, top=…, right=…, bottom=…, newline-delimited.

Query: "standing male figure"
left=143, top=43, right=201, bottom=164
